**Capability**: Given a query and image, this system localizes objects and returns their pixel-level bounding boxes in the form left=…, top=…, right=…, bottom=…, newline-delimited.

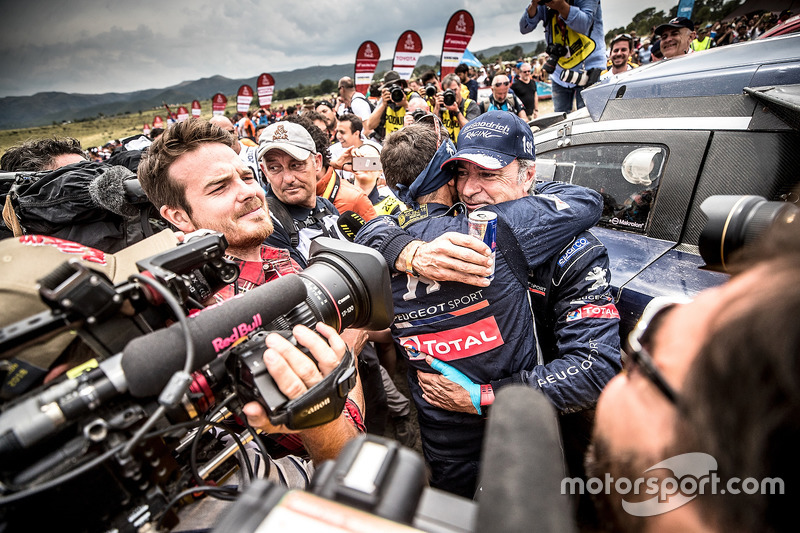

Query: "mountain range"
left=0, top=41, right=542, bottom=130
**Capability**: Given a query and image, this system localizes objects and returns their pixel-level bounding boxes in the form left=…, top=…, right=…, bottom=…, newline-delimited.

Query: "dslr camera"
left=387, top=84, right=405, bottom=104
left=543, top=43, right=568, bottom=74
left=442, top=89, right=457, bottom=107
left=410, top=109, right=429, bottom=122
left=424, top=83, right=438, bottom=98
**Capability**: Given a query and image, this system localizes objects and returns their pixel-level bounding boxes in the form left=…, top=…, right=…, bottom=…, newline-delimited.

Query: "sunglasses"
left=493, top=81, right=510, bottom=87
left=625, top=296, right=691, bottom=405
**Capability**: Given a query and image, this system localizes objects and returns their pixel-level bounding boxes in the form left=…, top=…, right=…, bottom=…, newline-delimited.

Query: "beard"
left=584, top=437, right=652, bottom=533
left=189, top=199, right=273, bottom=256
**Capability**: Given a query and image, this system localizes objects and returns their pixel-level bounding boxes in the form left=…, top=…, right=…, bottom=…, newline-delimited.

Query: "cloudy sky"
left=0, top=0, right=679, bottom=98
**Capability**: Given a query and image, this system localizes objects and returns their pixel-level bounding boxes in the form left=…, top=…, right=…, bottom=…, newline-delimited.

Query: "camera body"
left=543, top=43, right=568, bottom=74
left=410, top=109, right=429, bottom=122
left=442, top=89, right=457, bottom=107
left=388, top=84, right=405, bottom=104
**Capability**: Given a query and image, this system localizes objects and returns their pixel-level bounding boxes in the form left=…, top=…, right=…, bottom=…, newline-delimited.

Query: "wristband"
left=480, top=384, right=495, bottom=407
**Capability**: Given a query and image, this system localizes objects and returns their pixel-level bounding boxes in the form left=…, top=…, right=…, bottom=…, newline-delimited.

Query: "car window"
left=536, top=144, right=667, bottom=233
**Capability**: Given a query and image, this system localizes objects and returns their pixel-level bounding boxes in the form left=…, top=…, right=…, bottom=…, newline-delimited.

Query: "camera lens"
left=443, top=90, right=456, bottom=107
left=411, top=109, right=428, bottom=122
left=425, top=84, right=437, bottom=98
left=390, top=85, right=405, bottom=104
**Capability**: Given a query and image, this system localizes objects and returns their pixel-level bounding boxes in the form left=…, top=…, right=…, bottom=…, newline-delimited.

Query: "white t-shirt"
left=337, top=92, right=372, bottom=121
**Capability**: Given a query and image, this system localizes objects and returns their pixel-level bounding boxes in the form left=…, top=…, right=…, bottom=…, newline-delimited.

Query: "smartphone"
left=352, top=156, right=382, bottom=171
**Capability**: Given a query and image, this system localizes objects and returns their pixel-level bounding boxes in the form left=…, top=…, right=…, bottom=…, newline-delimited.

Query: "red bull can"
left=468, top=211, right=497, bottom=279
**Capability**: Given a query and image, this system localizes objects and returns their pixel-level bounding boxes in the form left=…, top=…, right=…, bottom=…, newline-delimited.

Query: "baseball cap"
left=0, top=230, right=180, bottom=370
left=258, top=121, right=317, bottom=161
left=655, top=17, right=694, bottom=36
left=380, top=70, right=408, bottom=90
left=441, top=111, right=535, bottom=170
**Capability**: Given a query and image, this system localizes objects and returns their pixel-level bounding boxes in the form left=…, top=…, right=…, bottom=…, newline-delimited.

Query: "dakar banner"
left=257, top=73, right=275, bottom=108
left=392, top=30, right=423, bottom=80
left=177, top=106, right=189, bottom=122
left=237, top=85, right=254, bottom=113
left=191, top=99, right=202, bottom=117
left=212, top=92, right=228, bottom=116
left=440, top=10, right=475, bottom=78
left=354, top=40, right=380, bottom=95
left=153, top=115, right=164, bottom=128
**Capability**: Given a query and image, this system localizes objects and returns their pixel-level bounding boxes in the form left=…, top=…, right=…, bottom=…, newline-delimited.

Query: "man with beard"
left=601, top=34, right=638, bottom=81
left=136, top=118, right=365, bottom=493
left=479, top=74, right=527, bottom=119
left=586, top=218, right=799, bottom=532
left=314, top=99, right=338, bottom=143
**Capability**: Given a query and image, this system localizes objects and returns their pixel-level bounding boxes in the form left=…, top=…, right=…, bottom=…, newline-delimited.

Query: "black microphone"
left=337, top=210, right=366, bottom=242
left=0, top=275, right=307, bottom=454
left=477, top=385, right=577, bottom=533
left=88, top=165, right=150, bottom=217
left=121, top=274, right=307, bottom=398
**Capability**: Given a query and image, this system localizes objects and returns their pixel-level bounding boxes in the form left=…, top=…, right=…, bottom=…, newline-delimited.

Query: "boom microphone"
left=337, top=210, right=366, bottom=242
left=477, top=386, right=577, bottom=533
left=88, top=165, right=150, bottom=217
left=121, top=275, right=307, bottom=398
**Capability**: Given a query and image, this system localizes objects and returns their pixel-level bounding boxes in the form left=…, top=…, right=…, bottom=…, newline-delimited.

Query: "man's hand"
left=242, top=323, right=356, bottom=445
left=381, top=88, right=392, bottom=105
left=398, top=233, right=493, bottom=286
left=330, top=145, right=354, bottom=171
left=418, top=356, right=480, bottom=414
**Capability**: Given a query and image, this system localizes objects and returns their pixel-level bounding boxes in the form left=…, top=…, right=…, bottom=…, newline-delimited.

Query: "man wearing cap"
left=655, top=17, right=695, bottom=59
left=314, top=100, right=339, bottom=143
left=364, top=70, right=411, bottom=143
left=355, top=112, right=622, bottom=497
left=691, top=24, right=716, bottom=51
left=601, top=34, right=638, bottom=81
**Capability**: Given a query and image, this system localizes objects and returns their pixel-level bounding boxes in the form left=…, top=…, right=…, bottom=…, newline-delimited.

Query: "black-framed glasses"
left=625, top=296, right=691, bottom=405
left=493, top=81, right=510, bottom=87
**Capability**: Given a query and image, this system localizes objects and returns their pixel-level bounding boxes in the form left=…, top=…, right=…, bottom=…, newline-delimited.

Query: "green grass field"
left=0, top=95, right=555, bottom=157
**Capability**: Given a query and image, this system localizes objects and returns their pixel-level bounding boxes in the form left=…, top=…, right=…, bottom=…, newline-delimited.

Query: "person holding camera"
left=479, top=74, right=527, bottom=119
left=437, top=74, right=481, bottom=145
left=520, top=0, right=606, bottom=113
left=364, top=70, right=410, bottom=144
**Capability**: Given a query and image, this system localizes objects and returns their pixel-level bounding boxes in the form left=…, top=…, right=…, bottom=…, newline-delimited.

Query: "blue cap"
left=441, top=111, right=535, bottom=170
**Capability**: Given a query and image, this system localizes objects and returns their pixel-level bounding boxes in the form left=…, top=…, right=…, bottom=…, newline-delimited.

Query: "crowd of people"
left=1, top=2, right=798, bottom=532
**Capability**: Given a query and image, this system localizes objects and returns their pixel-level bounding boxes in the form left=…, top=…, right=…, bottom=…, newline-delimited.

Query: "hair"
left=137, top=118, right=236, bottom=214
left=338, top=113, right=363, bottom=134
left=455, top=63, right=469, bottom=75
left=299, top=110, right=326, bottom=125
left=281, top=115, right=331, bottom=169
left=441, top=73, right=461, bottom=90
left=517, top=158, right=535, bottom=185
left=1, top=137, right=87, bottom=171
left=380, top=123, right=439, bottom=190
left=673, top=218, right=800, bottom=532
left=420, top=70, right=439, bottom=84
left=339, top=77, right=355, bottom=89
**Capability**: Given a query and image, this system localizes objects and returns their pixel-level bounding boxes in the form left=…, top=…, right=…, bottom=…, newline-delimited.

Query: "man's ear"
left=313, top=153, right=323, bottom=173
left=160, top=205, right=196, bottom=233
left=523, top=163, right=537, bottom=191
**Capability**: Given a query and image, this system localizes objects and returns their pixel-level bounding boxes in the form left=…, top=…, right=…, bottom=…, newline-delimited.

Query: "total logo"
left=399, top=316, right=504, bottom=361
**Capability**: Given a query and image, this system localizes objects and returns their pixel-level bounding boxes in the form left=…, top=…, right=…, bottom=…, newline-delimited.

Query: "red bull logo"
left=211, top=314, right=263, bottom=353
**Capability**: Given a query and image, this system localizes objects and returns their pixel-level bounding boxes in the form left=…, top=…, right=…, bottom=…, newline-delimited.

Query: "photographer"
left=520, top=0, right=606, bottom=113
left=437, top=73, right=481, bottom=145
left=364, top=70, right=409, bottom=143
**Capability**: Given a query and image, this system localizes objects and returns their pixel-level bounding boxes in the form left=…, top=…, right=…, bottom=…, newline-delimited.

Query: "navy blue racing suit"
left=355, top=182, right=621, bottom=497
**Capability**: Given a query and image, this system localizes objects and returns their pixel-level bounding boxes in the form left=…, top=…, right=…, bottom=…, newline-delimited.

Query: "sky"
left=0, top=0, right=679, bottom=98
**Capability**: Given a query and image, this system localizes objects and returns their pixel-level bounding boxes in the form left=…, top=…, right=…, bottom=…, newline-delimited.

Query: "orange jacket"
left=315, top=166, right=377, bottom=222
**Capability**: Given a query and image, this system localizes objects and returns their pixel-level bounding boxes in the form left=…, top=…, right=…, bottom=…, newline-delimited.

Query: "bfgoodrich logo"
left=562, top=452, right=784, bottom=517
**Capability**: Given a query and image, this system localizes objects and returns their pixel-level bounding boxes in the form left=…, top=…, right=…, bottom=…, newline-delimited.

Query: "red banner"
left=354, top=40, right=380, bottom=95
left=153, top=115, right=164, bottom=128
left=191, top=99, right=201, bottom=117
left=177, top=106, right=189, bottom=122
left=237, top=85, right=253, bottom=113
left=440, top=10, right=475, bottom=78
left=392, top=30, right=423, bottom=80
left=257, top=73, right=275, bottom=108
left=212, top=93, right=227, bottom=116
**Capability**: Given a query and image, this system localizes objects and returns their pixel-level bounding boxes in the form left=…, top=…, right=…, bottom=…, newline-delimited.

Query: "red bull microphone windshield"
left=468, top=211, right=497, bottom=280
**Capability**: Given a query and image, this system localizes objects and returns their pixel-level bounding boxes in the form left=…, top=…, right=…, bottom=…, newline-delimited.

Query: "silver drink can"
left=468, top=211, right=497, bottom=279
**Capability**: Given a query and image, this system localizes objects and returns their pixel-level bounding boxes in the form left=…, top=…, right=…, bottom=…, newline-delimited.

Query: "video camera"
left=0, top=236, right=393, bottom=532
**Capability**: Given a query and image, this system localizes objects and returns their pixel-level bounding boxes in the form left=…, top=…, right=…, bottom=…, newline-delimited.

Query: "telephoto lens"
left=390, top=84, right=405, bottom=104
left=425, top=83, right=437, bottom=98
left=443, top=89, right=456, bottom=107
